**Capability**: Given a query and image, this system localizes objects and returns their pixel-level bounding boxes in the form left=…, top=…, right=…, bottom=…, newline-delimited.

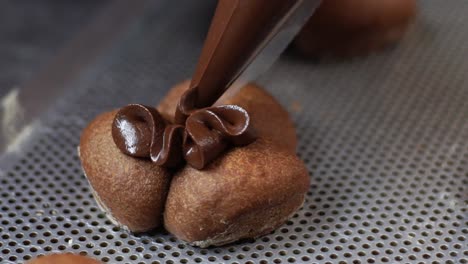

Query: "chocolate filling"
left=112, top=104, right=255, bottom=169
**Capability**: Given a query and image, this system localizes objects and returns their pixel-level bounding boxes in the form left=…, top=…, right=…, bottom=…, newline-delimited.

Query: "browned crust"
left=158, top=80, right=297, bottom=152
left=164, top=139, right=310, bottom=246
left=27, top=253, right=101, bottom=264
left=191, top=194, right=305, bottom=247
left=79, top=111, right=171, bottom=232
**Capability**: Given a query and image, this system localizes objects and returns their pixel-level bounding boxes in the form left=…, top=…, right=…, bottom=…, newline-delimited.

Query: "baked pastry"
left=164, top=138, right=309, bottom=247
left=158, top=80, right=297, bottom=152
left=79, top=82, right=300, bottom=234
left=79, top=111, right=172, bottom=232
left=293, top=0, right=417, bottom=57
left=78, top=0, right=310, bottom=247
left=79, top=82, right=309, bottom=246
left=27, top=254, right=101, bottom=264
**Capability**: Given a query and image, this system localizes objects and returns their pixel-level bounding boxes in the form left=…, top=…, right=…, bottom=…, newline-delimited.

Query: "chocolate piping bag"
left=176, top=0, right=322, bottom=124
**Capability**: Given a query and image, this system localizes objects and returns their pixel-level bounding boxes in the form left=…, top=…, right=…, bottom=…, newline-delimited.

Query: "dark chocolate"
left=112, top=104, right=184, bottom=167
left=112, top=104, right=165, bottom=158
left=184, top=105, right=256, bottom=169
left=112, top=104, right=256, bottom=169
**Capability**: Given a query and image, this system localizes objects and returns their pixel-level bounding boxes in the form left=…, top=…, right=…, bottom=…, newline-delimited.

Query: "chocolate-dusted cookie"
left=27, top=254, right=101, bottom=264
left=158, top=80, right=297, bottom=152
left=79, top=111, right=171, bottom=232
left=293, top=0, right=417, bottom=57
left=164, top=138, right=309, bottom=247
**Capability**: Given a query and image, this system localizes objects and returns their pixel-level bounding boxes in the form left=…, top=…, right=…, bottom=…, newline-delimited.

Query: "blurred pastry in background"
left=27, top=254, right=101, bottom=264
left=293, top=0, right=417, bottom=57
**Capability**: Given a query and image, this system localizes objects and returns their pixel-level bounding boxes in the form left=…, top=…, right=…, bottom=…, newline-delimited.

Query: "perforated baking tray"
left=0, top=0, right=467, bottom=263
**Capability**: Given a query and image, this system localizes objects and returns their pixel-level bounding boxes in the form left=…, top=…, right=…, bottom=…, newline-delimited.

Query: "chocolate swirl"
left=184, top=105, right=255, bottom=169
left=112, top=104, right=184, bottom=168
left=112, top=104, right=256, bottom=169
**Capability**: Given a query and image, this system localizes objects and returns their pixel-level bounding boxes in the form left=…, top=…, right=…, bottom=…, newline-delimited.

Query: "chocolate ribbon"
left=112, top=104, right=256, bottom=169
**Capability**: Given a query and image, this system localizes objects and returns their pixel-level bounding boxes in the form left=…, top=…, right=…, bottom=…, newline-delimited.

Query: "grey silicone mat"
left=0, top=0, right=467, bottom=263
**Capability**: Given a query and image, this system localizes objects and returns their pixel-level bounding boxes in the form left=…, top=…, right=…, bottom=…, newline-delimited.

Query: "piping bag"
left=175, top=0, right=322, bottom=124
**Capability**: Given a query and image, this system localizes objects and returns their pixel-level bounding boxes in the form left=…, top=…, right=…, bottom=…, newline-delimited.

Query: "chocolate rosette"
left=112, top=104, right=185, bottom=168
left=111, top=104, right=256, bottom=169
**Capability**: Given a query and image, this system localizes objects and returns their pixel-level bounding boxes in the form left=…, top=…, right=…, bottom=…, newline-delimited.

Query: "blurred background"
left=0, top=0, right=110, bottom=97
